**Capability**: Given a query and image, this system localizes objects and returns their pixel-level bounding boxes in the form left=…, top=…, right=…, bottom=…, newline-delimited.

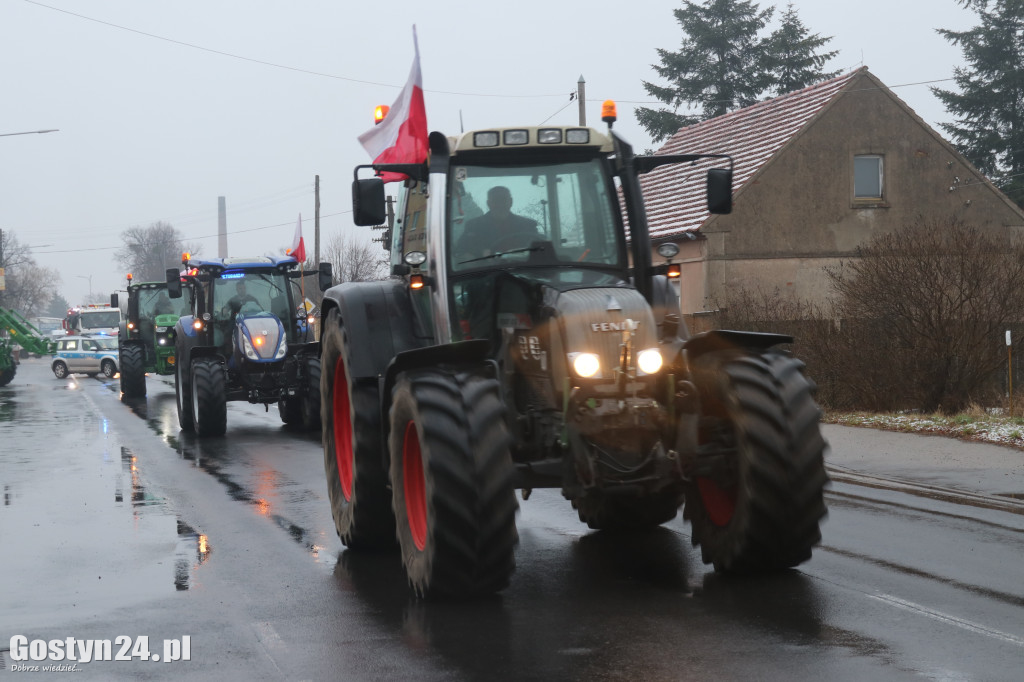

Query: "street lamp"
left=0, top=129, right=59, bottom=137
left=76, top=275, right=93, bottom=299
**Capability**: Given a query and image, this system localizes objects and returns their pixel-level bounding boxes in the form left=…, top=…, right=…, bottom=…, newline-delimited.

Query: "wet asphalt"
left=2, top=356, right=1024, bottom=681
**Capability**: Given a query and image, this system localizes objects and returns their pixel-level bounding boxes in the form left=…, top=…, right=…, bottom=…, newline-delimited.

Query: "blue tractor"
left=167, top=255, right=332, bottom=436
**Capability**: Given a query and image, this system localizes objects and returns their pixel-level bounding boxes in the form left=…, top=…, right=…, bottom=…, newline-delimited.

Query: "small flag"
left=357, top=26, right=428, bottom=183
left=287, top=214, right=306, bottom=263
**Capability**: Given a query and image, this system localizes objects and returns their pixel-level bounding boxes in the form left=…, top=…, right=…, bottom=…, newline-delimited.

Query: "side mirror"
left=707, top=168, right=733, bottom=215
left=166, top=268, right=183, bottom=299
left=352, top=178, right=386, bottom=226
left=318, top=261, right=333, bottom=292
left=110, top=293, right=119, bottom=307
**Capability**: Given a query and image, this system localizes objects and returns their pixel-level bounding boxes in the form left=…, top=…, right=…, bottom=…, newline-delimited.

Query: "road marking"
left=868, top=592, right=1024, bottom=647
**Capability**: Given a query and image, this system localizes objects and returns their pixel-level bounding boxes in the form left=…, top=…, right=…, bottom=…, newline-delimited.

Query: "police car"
left=51, top=335, right=119, bottom=379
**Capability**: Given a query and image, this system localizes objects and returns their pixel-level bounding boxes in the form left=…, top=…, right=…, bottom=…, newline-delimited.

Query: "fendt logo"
left=590, top=319, right=639, bottom=333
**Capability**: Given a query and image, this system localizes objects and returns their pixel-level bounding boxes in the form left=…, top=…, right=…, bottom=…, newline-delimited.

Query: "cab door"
left=79, top=339, right=101, bottom=373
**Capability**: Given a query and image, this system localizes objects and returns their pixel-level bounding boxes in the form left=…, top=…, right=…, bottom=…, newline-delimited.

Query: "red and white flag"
left=287, top=214, right=306, bottom=263
left=358, top=26, right=428, bottom=183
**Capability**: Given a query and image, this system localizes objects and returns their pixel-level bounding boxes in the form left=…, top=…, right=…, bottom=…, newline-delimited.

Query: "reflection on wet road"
left=0, top=363, right=208, bottom=634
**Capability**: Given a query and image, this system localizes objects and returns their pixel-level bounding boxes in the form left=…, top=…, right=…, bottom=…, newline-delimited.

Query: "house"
left=639, top=67, right=1024, bottom=328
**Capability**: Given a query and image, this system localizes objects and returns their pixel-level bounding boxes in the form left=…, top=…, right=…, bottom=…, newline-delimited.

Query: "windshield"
left=447, top=159, right=623, bottom=273
left=80, top=311, right=120, bottom=329
left=94, top=338, right=118, bottom=350
left=137, top=286, right=189, bottom=319
left=213, top=271, right=295, bottom=338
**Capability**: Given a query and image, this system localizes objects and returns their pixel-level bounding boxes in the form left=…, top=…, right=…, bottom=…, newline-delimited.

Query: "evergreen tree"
left=46, top=293, right=70, bottom=318
left=765, top=3, right=840, bottom=95
left=638, top=1, right=840, bottom=143
left=638, top=0, right=775, bottom=143
left=933, top=0, right=1024, bottom=208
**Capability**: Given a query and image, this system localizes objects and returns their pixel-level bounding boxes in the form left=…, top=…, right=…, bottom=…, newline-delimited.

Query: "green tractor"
left=113, top=274, right=193, bottom=398
left=0, top=306, right=59, bottom=387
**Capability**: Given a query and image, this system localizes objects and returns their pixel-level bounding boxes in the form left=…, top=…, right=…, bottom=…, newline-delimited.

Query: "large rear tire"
left=0, top=359, right=15, bottom=387
left=120, top=344, right=147, bottom=397
left=191, top=357, right=227, bottom=437
left=572, top=490, right=682, bottom=531
left=683, top=349, right=828, bottom=572
left=321, top=309, right=395, bottom=549
left=389, top=369, right=519, bottom=598
left=175, top=344, right=194, bottom=432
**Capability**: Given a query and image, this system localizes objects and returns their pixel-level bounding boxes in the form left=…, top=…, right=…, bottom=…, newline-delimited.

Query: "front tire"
left=52, top=361, right=68, bottom=379
left=175, top=345, right=194, bottom=432
left=321, top=310, right=394, bottom=549
left=683, top=349, right=828, bottom=572
left=120, top=344, right=147, bottom=397
left=0, top=363, right=15, bottom=387
left=191, top=357, right=227, bottom=437
left=389, top=369, right=519, bottom=598
left=301, top=355, right=321, bottom=431
left=101, top=359, right=117, bottom=379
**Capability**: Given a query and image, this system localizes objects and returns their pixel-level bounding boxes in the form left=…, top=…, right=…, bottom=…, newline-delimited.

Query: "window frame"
left=853, top=154, right=886, bottom=206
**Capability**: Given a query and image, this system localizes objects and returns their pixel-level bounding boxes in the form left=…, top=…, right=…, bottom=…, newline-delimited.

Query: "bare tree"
left=828, top=216, right=1024, bottom=413
left=320, top=232, right=388, bottom=285
left=115, top=222, right=202, bottom=282
left=0, top=230, right=61, bottom=314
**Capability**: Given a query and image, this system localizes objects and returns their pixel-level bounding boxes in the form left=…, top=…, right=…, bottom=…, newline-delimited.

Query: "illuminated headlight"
left=636, top=348, right=663, bottom=375
left=242, top=334, right=259, bottom=360
left=569, top=352, right=601, bottom=378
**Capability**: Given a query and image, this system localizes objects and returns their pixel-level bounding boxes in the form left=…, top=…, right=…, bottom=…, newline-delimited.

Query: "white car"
left=51, top=335, right=119, bottom=379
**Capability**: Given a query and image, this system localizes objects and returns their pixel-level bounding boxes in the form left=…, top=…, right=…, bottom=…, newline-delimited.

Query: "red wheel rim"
left=697, top=477, right=736, bottom=526
left=402, top=420, right=428, bottom=551
left=332, top=358, right=353, bottom=500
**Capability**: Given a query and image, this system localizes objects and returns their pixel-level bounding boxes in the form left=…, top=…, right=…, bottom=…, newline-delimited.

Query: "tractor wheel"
left=389, top=369, right=519, bottom=598
left=175, top=345, right=194, bottom=431
left=682, top=349, right=828, bottom=573
left=572, top=490, right=682, bottom=531
left=301, top=355, right=321, bottom=431
left=120, top=344, right=147, bottom=397
left=101, top=359, right=117, bottom=379
left=52, top=361, right=68, bottom=379
left=191, top=358, right=227, bottom=437
left=321, top=309, right=394, bottom=549
left=0, top=363, right=15, bottom=387
left=278, top=395, right=302, bottom=425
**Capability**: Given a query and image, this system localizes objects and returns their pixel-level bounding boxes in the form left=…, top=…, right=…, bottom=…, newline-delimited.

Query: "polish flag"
left=358, top=26, right=428, bottom=183
left=287, top=214, right=306, bottom=263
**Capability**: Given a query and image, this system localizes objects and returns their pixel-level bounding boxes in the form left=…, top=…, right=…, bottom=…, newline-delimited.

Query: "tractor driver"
left=454, top=185, right=543, bottom=261
left=226, top=280, right=260, bottom=317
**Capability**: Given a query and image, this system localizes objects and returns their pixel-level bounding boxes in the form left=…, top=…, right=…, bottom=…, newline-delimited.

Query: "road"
left=2, top=357, right=1023, bottom=681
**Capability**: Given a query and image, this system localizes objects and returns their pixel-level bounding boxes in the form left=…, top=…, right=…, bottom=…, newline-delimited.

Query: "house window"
left=854, top=155, right=883, bottom=199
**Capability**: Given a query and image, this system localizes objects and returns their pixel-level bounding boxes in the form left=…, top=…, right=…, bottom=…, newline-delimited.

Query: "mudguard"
left=320, top=280, right=425, bottom=383
left=684, top=329, right=793, bottom=361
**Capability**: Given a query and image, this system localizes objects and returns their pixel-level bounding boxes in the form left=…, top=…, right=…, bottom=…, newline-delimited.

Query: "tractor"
left=0, top=307, right=60, bottom=387
left=167, top=255, right=332, bottom=436
left=113, top=274, right=194, bottom=398
left=319, top=109, right=828, bottom=597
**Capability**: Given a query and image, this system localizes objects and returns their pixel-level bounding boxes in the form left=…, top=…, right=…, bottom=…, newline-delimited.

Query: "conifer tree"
left=638, top=1, right=840, bottom=143
left=765, top=3, right=840, bottom=95
left=933, top=0, right=1024, bottom=208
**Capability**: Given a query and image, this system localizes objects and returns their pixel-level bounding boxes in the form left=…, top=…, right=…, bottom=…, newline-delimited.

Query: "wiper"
left=458, top=245, right=543, bottom=265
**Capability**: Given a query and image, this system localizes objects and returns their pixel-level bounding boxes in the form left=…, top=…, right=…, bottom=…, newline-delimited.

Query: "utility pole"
left=217, top=196, right=228, bottom=258
left=315, top=175, right=321, bottom=269
left=578, top=75, right=586, bottom=126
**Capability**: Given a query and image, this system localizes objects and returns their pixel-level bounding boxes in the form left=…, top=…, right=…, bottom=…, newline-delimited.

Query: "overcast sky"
left=2, top=0, right=978, bottom=304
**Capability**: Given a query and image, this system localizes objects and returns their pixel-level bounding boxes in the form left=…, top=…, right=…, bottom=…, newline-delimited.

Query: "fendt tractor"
left=113, top=273, right=194, bottom=398
left=0, top=307, right=60, bottom=386
left=320, top=104, right=828, bottom=597
left=166, top=255, right=333, bottom=436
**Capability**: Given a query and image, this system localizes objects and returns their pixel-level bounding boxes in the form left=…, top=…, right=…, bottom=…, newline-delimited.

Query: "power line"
left=31, top=210, right=351, bottom=256
left=21, top=0, right=566, bottom=99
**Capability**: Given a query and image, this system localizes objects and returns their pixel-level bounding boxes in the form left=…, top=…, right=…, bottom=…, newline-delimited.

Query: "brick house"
left=639, top=67, right=1024, bottom=328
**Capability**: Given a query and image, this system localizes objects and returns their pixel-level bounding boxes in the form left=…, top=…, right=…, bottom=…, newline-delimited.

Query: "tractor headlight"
left=242, top=334, right=259, bottom=360
left=636, top=348, right=664, bottom=375
left=569, top=352, right=601, bottom=378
